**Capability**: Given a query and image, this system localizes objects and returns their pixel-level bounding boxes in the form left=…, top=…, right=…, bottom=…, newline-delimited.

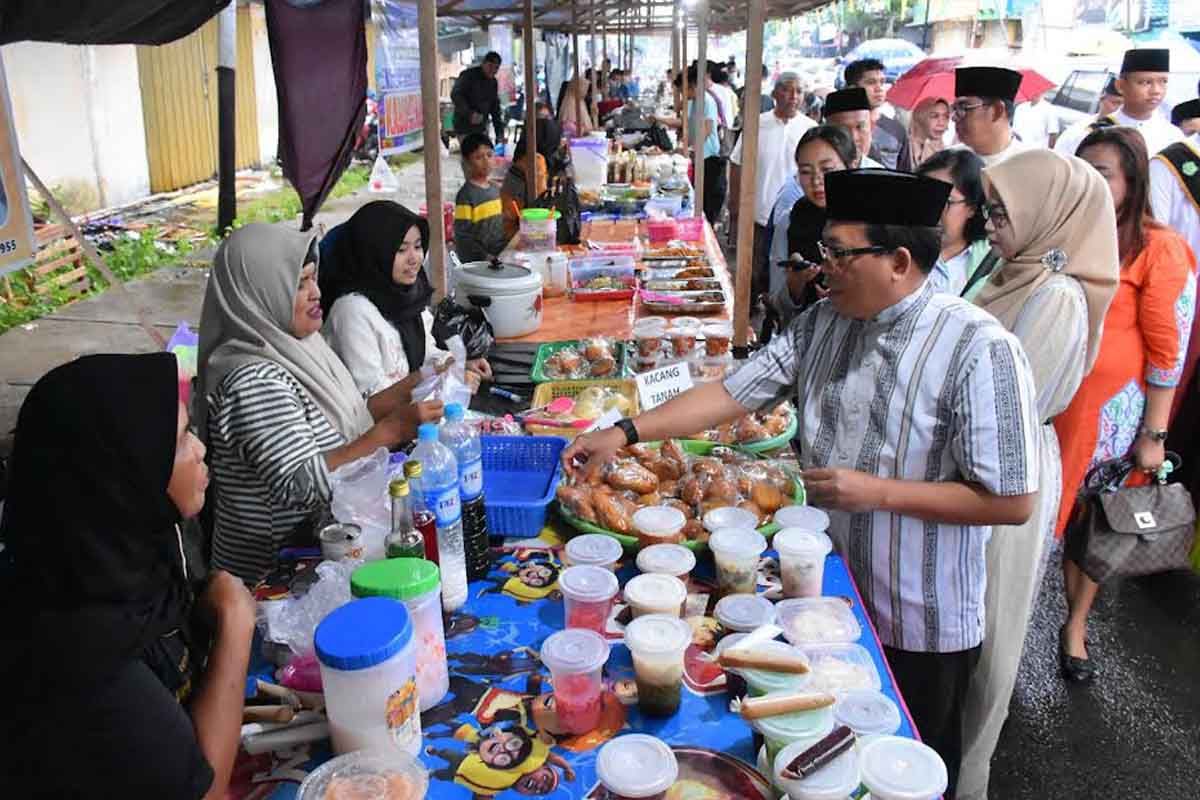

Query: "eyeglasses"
left=980, top=202, right=1010, bottom=228
left=944, top=197, right=971, bottom=207
left=950, top=101, right=985, bottom=120
left=818, top=240, right=894, bottom=264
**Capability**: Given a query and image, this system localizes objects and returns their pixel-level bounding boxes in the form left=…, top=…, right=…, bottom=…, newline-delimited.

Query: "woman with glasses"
left=959, top=149, right=1120, bottom=800
left=917, top=149, right=991, bottom=299
left=1053, top=127, right=1196, bottom=683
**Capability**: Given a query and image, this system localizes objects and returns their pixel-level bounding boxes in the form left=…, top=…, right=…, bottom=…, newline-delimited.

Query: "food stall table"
left=248, top=534, right=921, bottom=799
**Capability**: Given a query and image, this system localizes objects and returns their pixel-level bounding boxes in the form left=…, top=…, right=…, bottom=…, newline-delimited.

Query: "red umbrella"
left=887, top=57, right=1056, bottom=110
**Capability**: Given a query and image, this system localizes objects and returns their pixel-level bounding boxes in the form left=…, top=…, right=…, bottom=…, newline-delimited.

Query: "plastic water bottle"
left=411, top=424, right=468, bottom=612
left=440, top=403, right=492, bottom=580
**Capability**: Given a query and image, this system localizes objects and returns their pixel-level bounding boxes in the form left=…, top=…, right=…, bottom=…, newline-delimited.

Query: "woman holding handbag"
left=1054, top=126, right=1197, bottom=682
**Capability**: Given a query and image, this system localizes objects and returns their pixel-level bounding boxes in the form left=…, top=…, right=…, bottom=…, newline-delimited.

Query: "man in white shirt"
left=952, top=66, right=1031, bottom=167
left=730, top=72, right=817, bottom=303
left=1055, top=49, right=1184, bottom=158
left=1012, top=90, right=1059, bottom=149
left=1150, top=98, right=1200, bottom=261
left=1054, top=76, right=1123, bottom=157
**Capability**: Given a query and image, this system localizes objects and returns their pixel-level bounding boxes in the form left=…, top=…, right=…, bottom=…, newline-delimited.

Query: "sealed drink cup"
left=773, top=505, right=831, bottom=533
left=633, top=318, right=667, bottom=358
left=714, top=593, right=778, bottom=634
left=773, top=527, right=834, bottom=598
left=708, top=527, right=766, bottom=595
left=559, top=565, right=620, bottom=634
left=702, top=506, right=759, bottom=536
left=596, top=734, right=679, bottom=799
left=624, top=614, right=693, bottom=717
left=564, top=533, right=624, bottom=571
left=834, top=689, right=901, bottom=741
left=751, top=692, right=835, bottom=765
left=858, top=736, right=948, bottom=800
left=701, top=322, right=733, bottom=356
left=540, top=629, right=610, bottom=734
left=636, top=543, right=696, bottom=586
left=632, top=506, right=687, bottom=548
left=623, top=573, right=688, bottom=618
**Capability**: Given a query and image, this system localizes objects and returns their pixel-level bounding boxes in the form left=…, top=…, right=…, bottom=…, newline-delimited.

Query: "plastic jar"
left=773, top=528, right=834, bottom=598
left=632, top=506, right=687, bottom=548
left=596, top=734, right=679, bottom=799
left=540, top=629, right=611, bottom=734
left=751, top=694, right=835, bottom=766
left=623, top=572, right=688, bottom=618
left=559, top=564, right=620, bottom=634
left=773, top=505, right=831, bottom=533
left=296, top=749, right=429, bottom=800
left=519, top=208, right=559, bottom=251
left=701, top=322, right=733, bottom=357
left=708, top=527, right=767, bottom=595
left=834, top=689, right=901, bottom=741
left=315, top=597, right=421, bottom=756
left=565, top=533, right=625, bottom=571
left=624, top=614, right=694, bottom=717
left=350, top=559, right=450, bottom=712
left=773, top=731, right=861, bottom=800
left=858, top=736, right=948, bottom=800
left=714, top=593, right=778, bottom=633
left=636, top=543, right=696, bottom=586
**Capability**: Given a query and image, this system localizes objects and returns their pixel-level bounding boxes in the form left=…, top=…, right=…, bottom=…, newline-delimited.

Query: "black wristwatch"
left=616, top=417, right=640, bottom=446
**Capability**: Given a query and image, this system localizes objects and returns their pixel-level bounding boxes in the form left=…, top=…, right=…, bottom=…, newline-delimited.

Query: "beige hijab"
left=907, top=97, right=948, bottom=170
left=197, top=223, right=374, bottom=441
left=975, top=149, right=1119, bottom=372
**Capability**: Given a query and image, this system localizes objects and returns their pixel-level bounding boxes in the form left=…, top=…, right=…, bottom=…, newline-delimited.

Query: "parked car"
left=834, top=39, right=926, bottom=87
left=1049, top=66, right=1200, bottom=131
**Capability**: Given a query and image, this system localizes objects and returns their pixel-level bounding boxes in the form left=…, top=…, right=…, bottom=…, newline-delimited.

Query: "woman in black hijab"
left=321, top=200, right=491, bottom=396
left=0, top=353, right=256, bottom=798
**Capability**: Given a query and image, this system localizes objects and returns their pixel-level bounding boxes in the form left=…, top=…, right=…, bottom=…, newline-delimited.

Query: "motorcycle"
left=352, top=96, right=379, bottom=162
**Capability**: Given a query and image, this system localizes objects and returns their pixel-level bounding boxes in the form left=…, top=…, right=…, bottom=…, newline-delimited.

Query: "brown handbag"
left=1066, top=454, right=1197, bottom=583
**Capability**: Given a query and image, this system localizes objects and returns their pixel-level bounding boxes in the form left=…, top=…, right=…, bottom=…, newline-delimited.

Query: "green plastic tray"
left=531, top=340, right=629, bottom=383
left=681, top=408, right=799, bottom=455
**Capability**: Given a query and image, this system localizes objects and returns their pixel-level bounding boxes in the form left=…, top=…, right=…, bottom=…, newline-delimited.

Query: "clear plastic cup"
left=708, top=527, right=767, bottom=595
left=633, top=506, right=687, bottom=548
left=751, top=693, right=835, bottom=766
left=559, top=565, right=620, bottom=634
left=773, top=731, right=860, bottom=800
left=540, top=629, right=610, bottom=734
left=633, top=319, right=668, bottom=358
left=666, top=327, right=699, bottom=359
left=564, top=533, right=625, bottom=571
left=624, top=614, right=694, bottom=717
left=734, top=639, right=813, bottom=696
left=714, top=593, right=778, bottom=633
left=858, top=736, right=948, bottom=800
left=596, top=734, right=679, bottom=799
left=773, top=528, right=834, bottom=598
left=701, top=322, right=733, bottom=356
left=773, top=505, right=831, bottom=533
left=834, top=689, right=901, bottom=740
left=623, top=573, right=688, bottom=618
left=636, top=543, right=696, bottom=585
left=702, top=506, right=760, bottom=535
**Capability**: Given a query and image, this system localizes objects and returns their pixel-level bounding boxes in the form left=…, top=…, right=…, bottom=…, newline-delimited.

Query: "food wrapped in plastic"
left=573, top=386, right=633, bottom=419
left=604, top=459, right=660, bottom=494
left=544, top=347, right=586, bottom=379
left=297, top=750, right=428, bottom=800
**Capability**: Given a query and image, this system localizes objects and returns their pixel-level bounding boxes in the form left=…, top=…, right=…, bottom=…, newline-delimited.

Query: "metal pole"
left=523, top=0, right=538, bottom=205
left=921, top=0, right=931, bottom=50
left=693, top=0, right=707, bottom=223
left=733, top=0, right=764, bottom=347
left=216, top=2, right=237, bottom=235
left=680, top=15, right=689, bottom=150
left=572, top=1, right=584, bottom=132
left=418, top=0, right=446, bottom=299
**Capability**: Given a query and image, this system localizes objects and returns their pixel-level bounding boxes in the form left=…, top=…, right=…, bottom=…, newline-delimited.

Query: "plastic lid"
left=708, top=527, right=767, bottom=558
left=703, top=506, right=760, bottom=534
left=632, top=505, right=687, bottom=535
left=388, top=478, right=410, bottom=498
left=559, top=564, right=620, bottom=604
left=774, top=528, right=834, bottom=557
left=404, top=459, right=423, bottom=478
left=636, top=543, right=696, bottom=576
left=670, top=316, right=702, bottom=330
left=418, top=423, right=438, bottom=442
left=596, top=734, right=679, bottom=798
left=858, top=736, right=948, bottom=800
left=350, top=558, right=441, bottom=602
left=773, top=505, right=831, bottom=533
left=804, top=643, right=883, bottom=694
left=751, top=694, right=835, bottom=741
left=522, top=207, right=557, bottom=220
left=296, top=749, right=429, bottom=800
left=776, top=598, right=862, bottom=645
left=714, top=594, right=778, bottom=632
left=623, top=573, right=688, bottom=609
left=315, top=597, right=414, bottom=671
left=773, top=733, right=861, bottom=800
left=624, top=613, right=693, bottom=655
left=445, top=403, right=465, bottom=421
left=565, top=534, right=624, bottom=568
left=540, top=628, right=610, bottom=675
left=834, top=689, right=902, bottom=737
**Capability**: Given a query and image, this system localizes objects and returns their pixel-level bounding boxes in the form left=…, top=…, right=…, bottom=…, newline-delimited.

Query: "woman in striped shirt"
left=198, top=224, right=442, bottom=584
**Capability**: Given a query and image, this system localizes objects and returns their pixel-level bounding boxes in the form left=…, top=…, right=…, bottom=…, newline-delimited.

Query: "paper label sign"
left=635, top=362, right=695, bottom=410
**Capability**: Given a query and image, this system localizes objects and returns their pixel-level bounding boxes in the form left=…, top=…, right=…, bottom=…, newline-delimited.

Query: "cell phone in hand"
left=776, top=259, right=821, bottom=272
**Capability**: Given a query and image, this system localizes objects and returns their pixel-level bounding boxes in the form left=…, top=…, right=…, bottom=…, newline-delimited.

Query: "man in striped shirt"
left=564, top=169, right=1040, bottom=795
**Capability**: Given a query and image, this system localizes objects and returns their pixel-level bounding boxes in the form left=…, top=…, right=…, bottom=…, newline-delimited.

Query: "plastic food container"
left=569, top=255, right=638, bottom=301
left=559, top=564, right=620, bottom=634
left=623, top=572, right=688, bottom=618
left=540, top=629, right=611, bottom=734
left=633, top=505, right=687, bottom=548
left=734, top=639, right=813, bottom=696
left=702, top=506, right=759, bottom=535
left=708, top=527, right=767, bottom=596
left=714, top=593, right=778, bottom=633
left=646, top=217, right=680, bottom=244
left=773, top=731, right=861, bottom=800
left=350, top=559, right=449, bottom=712
left=676, top=216, right=705, bottom=242
left=315, top=597, right=422, bottom=756
left=777, top=598, right=862, bottom=645
left=565, top=533, right=625, bottom=571
left=773, top=528, right=834, bottom=599
left=636, top=543, right=696, bottom=584
left=773, top=505, right=831, bottom=533
left=633, top=318, right=668, bottom=358
left=596, top=734, right=680, bottom=799
left=519, top=207, right=559, bottom=251
left=751, top=692, right=836, bottom=765
left=803, top=643, right=882, bottom=694
left=701, top=322, right=733, bottom=356
left=834, top=689, right=901, bottom=740
left=712, top=632, right=750, bottom=702
left=296, top=749, right=428, bottom=800
left=624, top=614, right=694, bottom=716
left=666, top=324, right=700, bottom=359
left=858, top=736, right=948, bottom=800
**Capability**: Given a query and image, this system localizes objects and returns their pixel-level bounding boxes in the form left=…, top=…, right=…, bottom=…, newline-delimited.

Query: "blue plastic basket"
left=481, top=435, right=567, bottom=537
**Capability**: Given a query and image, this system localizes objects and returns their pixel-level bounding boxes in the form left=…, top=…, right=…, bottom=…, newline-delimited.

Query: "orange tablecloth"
left=496, top=219, right=733, bottom=343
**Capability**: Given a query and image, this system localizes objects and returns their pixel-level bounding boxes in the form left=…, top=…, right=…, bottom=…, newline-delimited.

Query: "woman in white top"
left=916, top=148, right=992, bottom=300
left=321, top=201, right=491, bottom=397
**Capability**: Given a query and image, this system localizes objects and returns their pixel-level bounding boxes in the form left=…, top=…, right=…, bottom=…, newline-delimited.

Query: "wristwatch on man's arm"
left=616, top=417, right=640, bottom=446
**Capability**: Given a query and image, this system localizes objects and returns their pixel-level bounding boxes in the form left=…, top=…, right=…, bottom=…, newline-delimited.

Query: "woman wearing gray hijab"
left=198, top=224, right=441, bottom=584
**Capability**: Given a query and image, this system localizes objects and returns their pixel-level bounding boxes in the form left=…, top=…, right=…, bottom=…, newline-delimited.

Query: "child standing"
left=454, top=133, right=510, bottom=262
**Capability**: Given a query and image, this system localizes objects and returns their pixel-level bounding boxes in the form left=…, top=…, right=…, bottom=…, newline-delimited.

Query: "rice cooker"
left=454, top=260, right=543, bottom=338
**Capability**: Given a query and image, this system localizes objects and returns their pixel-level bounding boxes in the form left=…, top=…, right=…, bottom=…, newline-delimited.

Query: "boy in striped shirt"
left=454, top=133, right=509, bottom=262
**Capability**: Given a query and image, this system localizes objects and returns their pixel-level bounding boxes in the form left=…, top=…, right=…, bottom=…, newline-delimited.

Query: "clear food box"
left=776, top=597, right=863, bottom=645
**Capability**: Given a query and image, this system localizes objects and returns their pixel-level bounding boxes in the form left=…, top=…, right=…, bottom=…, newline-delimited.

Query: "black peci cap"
left=1121, top=48, right=1169, bottom=74
left=823, top=87, right=872, bottom=117
left=1103, top=76, right=1122, bottom=98
left=825, top=169, right=952, bottom=227
left=954, top=66, right=1023, bottom=102
left=1172, top=99, right=1200, bottom=126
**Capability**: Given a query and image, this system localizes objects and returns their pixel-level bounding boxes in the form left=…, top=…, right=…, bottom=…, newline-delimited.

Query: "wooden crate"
left=29, top=225, right=92, bottom=300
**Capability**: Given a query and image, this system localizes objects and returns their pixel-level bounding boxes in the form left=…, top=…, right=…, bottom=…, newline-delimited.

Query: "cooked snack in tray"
left=675, top=267, right=714, bottom=279
left=542, top=340, right=621, bottom=380
left=645, top=245, right=705, bottom=259
left=556, top=438, right=800, bottom=542
left=691, top=403, right=793, bottom=445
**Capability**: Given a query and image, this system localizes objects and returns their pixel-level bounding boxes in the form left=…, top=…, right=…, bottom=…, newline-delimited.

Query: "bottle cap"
left=418, top=423, right=438, bottom=442
left=445, top=403, right=465, bottom=421
left=388, top=479, right=410, bottom=498
left=404, top=460, right=423, bottom=479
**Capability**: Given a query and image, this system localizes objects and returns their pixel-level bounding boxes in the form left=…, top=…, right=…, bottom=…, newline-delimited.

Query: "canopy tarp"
left=0, top=0, right=230, bottom=45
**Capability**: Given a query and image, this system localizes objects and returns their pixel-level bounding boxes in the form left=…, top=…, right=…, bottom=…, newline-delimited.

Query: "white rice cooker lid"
left=457, top=261, right=543, bottom=297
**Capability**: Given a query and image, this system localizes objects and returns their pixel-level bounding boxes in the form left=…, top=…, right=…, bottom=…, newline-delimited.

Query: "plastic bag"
left=535, top=176, right=582, bottom=245
left=329, top=447, right=391, bottom=559
left=411, top=335, right=472, bottom=411
left=260, top=560, right=359, bottom=655
left=368, top=153, right=399, bottom=193
left=433, top=295, right=494, bottom=359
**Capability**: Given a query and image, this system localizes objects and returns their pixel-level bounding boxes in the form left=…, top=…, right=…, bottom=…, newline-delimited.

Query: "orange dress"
left=1054, top=226, right=1198, bottom=537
